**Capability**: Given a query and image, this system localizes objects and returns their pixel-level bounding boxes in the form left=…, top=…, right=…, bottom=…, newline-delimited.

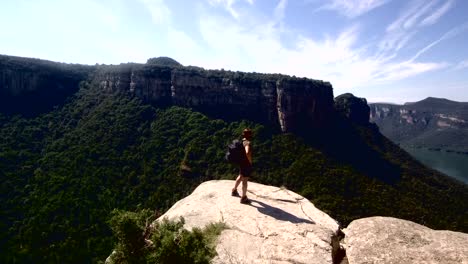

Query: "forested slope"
left=1, top=82, right=467, bottom=263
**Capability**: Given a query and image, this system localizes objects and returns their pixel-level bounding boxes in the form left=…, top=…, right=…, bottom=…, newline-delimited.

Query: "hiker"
left=232, top=128, right=253, bottom=204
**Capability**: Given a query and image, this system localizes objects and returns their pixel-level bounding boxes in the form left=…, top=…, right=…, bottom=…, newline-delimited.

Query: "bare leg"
left=241, top=177, right=249, bottom=198
left=233, top=174, right=242, bottom=192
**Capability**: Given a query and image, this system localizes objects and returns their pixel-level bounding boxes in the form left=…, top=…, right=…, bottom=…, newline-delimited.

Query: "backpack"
left=225, top=139, right=247, bottom=165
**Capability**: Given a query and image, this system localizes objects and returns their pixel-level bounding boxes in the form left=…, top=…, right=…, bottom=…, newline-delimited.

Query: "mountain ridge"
left=370, top=97, right=468, bottom=152
left=404, top=97, right=466, bottom=106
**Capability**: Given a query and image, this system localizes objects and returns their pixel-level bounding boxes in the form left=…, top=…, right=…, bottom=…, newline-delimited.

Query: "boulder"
left=343, top=216, right=468, bottom=264
left=156, top=180, right=341, bottom=264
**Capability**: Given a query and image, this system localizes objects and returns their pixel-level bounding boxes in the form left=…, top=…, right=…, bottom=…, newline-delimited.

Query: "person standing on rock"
left=232, top=128, right=253, bottom=204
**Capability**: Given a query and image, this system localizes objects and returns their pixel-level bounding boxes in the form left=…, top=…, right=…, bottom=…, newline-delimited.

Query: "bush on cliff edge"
left=107, top=209, right=225, bottom=264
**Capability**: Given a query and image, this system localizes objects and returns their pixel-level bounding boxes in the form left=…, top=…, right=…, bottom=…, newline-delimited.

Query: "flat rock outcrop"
left=156, top=180, right=341, bottom=264
left=343, top=217, right=468, bottom=264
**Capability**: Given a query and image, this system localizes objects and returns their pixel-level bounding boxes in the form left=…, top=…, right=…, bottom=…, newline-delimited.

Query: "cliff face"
left=0, top=55, right=94, bottom=115
left=1, top=55, right=342, bottom=133
left=335, top=93, right=370, bottom=125
left=95, top=64, right=335, bottom=132
left=370, top=98, right=468, bottom=151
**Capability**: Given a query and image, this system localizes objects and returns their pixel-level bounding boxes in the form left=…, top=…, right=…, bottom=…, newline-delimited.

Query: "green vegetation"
left=146, top=57, right=183, bottom=67
left=1, top=82, right=467, bottom=263
left=107, top=210, right=224, bottom=264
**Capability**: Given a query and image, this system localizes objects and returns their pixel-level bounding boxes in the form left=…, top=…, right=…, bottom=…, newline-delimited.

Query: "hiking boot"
left=231, top=189, right=240, bottom=197
left=240, top=196, right=251, bottom=204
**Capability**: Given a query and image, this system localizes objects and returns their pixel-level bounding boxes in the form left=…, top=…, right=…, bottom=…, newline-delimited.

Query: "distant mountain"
left=0, top=54, right=94, bottom=116
left=370, top=97, right=468, bottom=153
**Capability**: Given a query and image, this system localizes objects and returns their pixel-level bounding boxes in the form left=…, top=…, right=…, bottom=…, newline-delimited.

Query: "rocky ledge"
left=157, top=180, right=341, bottom=264
left=343, top=217, right=468, bottom=264
left=153, top=180, right=468, bottom=264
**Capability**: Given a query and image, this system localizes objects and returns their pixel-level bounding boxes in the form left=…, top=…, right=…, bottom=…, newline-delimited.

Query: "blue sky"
left=1, top=0, right=467, bottom=103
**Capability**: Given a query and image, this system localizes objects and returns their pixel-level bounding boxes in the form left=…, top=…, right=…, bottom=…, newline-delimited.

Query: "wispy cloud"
left=196, top=12, right=446, bottom=92
left=139, top=0, right=171, bottom=25
left=372, top=61, right=447, bottom=82
left=138, top=0, right=456, bottom=94
left=378, top=31, right=416, bottom=53
left=379, top=0, right=456, bottom=58
left=387, top=0, right=455, bottom=31
left=315, top=0, right=391, bottom=18
left=274, top=0, right=288, bottom=21
left=411, top=21, right=468, bottom=61
left=207, top=0, right=254, bottom=19
left=420, top=0, right=456, bottom=26
left=454, top=59, right=468, bottom=71
left=387, top=0, right=435, bottom=32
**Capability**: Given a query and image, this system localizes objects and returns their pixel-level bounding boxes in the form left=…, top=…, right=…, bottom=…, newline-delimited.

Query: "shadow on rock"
left=249, top=199, right=315, bottom=224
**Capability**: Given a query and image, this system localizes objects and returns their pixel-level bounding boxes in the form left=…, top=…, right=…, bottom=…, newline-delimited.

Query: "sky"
left=1, top=0, right=467, bottom=103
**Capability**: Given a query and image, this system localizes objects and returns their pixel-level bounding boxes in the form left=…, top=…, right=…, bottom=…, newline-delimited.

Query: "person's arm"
left=244, top=144, right=252, bottom=164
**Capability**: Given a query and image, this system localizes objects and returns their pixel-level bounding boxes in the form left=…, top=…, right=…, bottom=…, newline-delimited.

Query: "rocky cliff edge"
left=156, top=180, right=341, bottom=264
left=151, top=180, right=468, bottom=264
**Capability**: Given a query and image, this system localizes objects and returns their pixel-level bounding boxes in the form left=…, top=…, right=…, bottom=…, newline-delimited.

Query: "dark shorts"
left=239, top=165, right=253, bottom=178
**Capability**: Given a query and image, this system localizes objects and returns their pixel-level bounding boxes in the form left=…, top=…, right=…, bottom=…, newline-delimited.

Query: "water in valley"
left=404, top=147, right=468, bottom=184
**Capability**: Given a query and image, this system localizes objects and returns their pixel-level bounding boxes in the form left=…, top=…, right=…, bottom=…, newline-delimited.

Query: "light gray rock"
left=156, top=180, right=340, bottom=264
left=343, top=216, right=468, bottom=264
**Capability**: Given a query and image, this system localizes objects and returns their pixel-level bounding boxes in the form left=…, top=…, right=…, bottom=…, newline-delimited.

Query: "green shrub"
left=108, top=209, right=155, bottom=263
left=107, top=210, right=225, bottom=264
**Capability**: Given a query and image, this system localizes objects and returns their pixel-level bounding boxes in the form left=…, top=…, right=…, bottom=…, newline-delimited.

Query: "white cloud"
left=196, top=13, right=446, bottom=92
left=316, top=0, right=391, bottom=18
left=378, top=31, right=416, bottom=53
left=139, top=0, right=171, bottom=25
left=402, top=0, right=438, bottom=29
left=420, top=0, right=455, bottom=26
left=96, top=41, right=151, bottom=64
left=274, top=0, right=288, bottom=21
left=165, top=29, right=205, bottom=65
left=207, top=0, right=254, bottom=19
left=387, top=0, right=455, bottom=31
left=454, top=60, right=468, bottom=71
left=387, top=0, right=434, bottom=32
left=379, top=0, right=456, bottom=58
left=372, top=61, right=447, bottom=82
left=411, top=21, right=468, bottom=61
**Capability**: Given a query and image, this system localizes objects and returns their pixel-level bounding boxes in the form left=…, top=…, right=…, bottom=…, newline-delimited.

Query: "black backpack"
left=225, top=139, right=247, bottom=165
